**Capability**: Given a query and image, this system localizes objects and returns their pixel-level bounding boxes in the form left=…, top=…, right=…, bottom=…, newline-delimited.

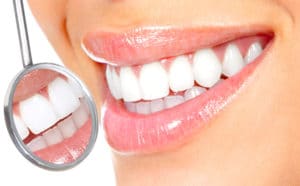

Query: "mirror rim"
left=4, top=63, right=98, bottom=170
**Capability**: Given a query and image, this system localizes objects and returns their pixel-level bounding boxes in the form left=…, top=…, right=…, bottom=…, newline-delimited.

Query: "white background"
left=0, top=1, right=115, bottom=185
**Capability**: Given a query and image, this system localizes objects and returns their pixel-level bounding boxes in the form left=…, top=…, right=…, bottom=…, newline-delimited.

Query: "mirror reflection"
left=12, top=69, right=92, bottom=164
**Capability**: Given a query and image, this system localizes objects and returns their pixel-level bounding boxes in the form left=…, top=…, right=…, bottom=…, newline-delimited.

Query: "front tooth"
left=150, top=99, right=165, bottom=113
left=43, top=126, right=64, bottom=146
left=13, top=114, right=29, bottom=140
left=58, top=117, right=77, bottom=138
left=184, top=86, right=206, bottom=101
left=193, top=49, right=222, bottom=88
left=169, top=56, right=194, bottom=92
left=136, top=102, right=151, bottom=114
left=164, top=95, right=185, bottom=109
left=120, top=67, right=142, bottom=102
left=67, top=78, right=84, bottom=98
left=19, top=94, right=58, bottom=134
left=48, top=77, right=80, bottom=118
left=245, top=42, right=263, bottom=64
left=140, top=62, right=169, bottom=100
left=72, top=103, right=89, bottom=129
left=222, top=44, right=245, bottom=77
left=106, top=66, right=122, bottom=99
left=27, top=136, right=47, bottom=152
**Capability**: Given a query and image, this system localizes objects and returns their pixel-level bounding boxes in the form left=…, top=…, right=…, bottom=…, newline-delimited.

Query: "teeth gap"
left=106, top=37, right=269, bottom=115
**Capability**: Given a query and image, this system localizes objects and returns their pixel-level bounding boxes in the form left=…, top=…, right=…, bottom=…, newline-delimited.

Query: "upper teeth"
left=106, top=41, right=263, bottom=113
left=13, top=77, right=88, bottom=143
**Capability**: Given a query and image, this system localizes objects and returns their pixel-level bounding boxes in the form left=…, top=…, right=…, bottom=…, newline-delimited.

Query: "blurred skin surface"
left=28, top=0, right=300, bottom=185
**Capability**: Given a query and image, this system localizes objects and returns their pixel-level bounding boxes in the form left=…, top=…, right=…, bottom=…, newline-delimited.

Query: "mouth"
left=82, top=27, right=273, bottom=154
left=13, top=73, right=91, bottom=164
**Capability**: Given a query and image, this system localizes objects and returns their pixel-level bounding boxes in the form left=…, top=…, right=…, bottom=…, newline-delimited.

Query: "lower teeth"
left=125, top=85, right=207, bottom=114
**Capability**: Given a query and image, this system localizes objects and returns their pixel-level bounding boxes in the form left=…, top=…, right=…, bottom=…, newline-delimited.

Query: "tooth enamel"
left=106, top=66, right=122, bottom=99
left=120, top=67, right=142, bottom=102
left=169, top=56, right=194, bottom=92
left=58, top=117, right=77, bottom=139
left=19, top=94, right=58, bottom=134
left=27, top=136, right=47, bottom=152
left=43, top=126, right=64, bottom=146
left=68, top=78, right=84, bottom=98
left=125, top=102, right=136, bottom=113
left=136, top=102, right=151, bottom=114
left=139, top=62, right=169, bottom=100
left=184, top=86, right=206, bottom=101
left=150, top=99, right=165, bottom=113
left=245, top=42, right=263, bottom=64
left=164, top=95, right=185, bottom=109
left=222, top=44, right=245, bottom=77
left=72, top=103, right=89, bottom=129
left=13, top=114, right=29, bottom=140
left=193, top=49, right=222, bottom=88
left=48, top=77, right=80, bottom=119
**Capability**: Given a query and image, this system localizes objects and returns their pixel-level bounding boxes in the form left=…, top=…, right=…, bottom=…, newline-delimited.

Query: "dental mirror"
left=3, top=0, right=98, bottom=170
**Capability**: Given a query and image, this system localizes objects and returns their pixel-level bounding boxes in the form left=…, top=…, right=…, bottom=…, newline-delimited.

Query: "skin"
left=28, top=0, right=300, bottom=185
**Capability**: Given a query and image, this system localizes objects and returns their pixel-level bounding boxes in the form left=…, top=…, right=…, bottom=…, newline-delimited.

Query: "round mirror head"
left=4, top=63, right=98, bottom=170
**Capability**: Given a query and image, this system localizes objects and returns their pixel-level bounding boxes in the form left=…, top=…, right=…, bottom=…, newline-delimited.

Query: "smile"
left=13, top=74, right=91, bottom=163
left=82, top=27, right=273, bottom=154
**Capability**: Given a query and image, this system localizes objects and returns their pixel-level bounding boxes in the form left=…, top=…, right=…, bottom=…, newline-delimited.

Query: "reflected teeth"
left=48, top=78, right=80, bottom=118
left=26, top=108, right=89, bottom=152
left=13, top=77, right=90, bottom=151
left=19, top=94, right=58, bottom=135
left=107, top=40, right=264, bottom=114
left=13, top=114, right=29, bottom=140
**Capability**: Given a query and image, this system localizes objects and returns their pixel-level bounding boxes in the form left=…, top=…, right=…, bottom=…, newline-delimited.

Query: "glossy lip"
left=83, top=27, right=273, bottom=154
left=82, top=26, right=273, bottom=66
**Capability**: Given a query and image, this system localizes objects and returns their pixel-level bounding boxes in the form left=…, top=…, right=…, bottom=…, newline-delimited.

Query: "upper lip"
left=82, top=26, right=273, bottom=66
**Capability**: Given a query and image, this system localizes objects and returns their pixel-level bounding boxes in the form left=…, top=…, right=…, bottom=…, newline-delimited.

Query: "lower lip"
left=32, top=119, right=91, bottom=164
left=102, top=42, right=271, bottom=154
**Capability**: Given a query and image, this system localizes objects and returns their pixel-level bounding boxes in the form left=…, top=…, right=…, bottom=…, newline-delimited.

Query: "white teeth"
left=150, top=99, right=164, bottom=113
left=164, top=95, right=185, bottom=109
left=48, top=77, right=80, bottom=119
left=58, top=117, right=77, bottom=139
left=125, top=102, right=136, bottom=113
left=169, top=56, right=194, bottom=92
left=106, top=66, right=122, bottom=99
left=13, top=114, right=29, bottom=140
left=27, top=136, right=47, bottom=152
left=245, top=42, right=263, bottom=64
left=184, top=86, right=206, bottom=101
left=139, top=62, right=169, bottom=100
left=193, top=49, right=222, bottom=88
left=136, top=102, right=151, bottom=114
left=103, top=41, right=264, bottom=115
left=72, top=103, right=89, bottom=129
left=68, top=78, right=84, bottom=98
left=19, top=94, right=58, bottom=134
left=120, top=67, right=142, bottom=102
left=222, top=44, right=245, bottom=77
left=43, top=126, right=64, bottom=146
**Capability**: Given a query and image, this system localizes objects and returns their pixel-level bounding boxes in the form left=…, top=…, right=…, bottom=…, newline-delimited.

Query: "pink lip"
left=84, top=27, right=273, bottom=154
left=83, top=26, right=272, bottom=65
